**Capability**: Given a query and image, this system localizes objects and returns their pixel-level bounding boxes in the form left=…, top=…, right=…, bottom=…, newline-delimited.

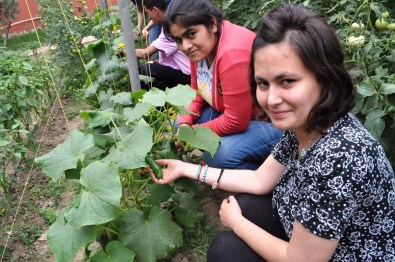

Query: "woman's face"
left=254, top=42, right=321, bottom=135
left=169, top=21, right=218, bottom=65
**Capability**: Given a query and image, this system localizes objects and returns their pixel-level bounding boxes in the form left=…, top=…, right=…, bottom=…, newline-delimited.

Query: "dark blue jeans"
left=193, top=105, right=283, bottom=170
left=140, top=63, right=190, bottom=90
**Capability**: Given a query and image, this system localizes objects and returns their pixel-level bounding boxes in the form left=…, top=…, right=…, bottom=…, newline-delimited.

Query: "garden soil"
left=2, top=94, right=229, bottom=262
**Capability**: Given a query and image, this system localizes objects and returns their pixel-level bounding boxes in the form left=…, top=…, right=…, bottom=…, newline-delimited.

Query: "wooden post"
left=118, top=0, right=141, bottom=91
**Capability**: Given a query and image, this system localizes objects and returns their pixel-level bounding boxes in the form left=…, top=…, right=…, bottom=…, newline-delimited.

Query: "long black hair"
left=143, top=0, right=167, bottom=11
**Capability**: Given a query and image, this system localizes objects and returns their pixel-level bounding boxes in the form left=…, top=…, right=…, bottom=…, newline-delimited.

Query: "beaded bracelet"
left=195, top=164, right=202, bottom=181
left=200, top=164, right=209, bottom=184
left=196, top=161, right=206, bottom=182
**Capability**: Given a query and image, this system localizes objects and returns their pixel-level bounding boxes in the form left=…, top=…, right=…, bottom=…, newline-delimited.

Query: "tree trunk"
left=3, top=23, right=11, bottom=47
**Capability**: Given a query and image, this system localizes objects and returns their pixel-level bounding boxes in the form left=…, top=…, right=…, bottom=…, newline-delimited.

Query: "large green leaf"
left=99, top=89, right=115, bottom=110
left=0, top=140, right=10, bottom=147
left=47, top=212, right=98, bottom=262
left=103, top=120, right=153, bottom=169
left=379, top=83, right=395, bottom=95
left=85, top=38, right=105, bottom=52
left=174, top=177, right=200, bottom=196
left=364, top=109, right=385, bottom=139
left=103, top=56, right=122, bottom=75
left=165, top=84, right=196, bottom=107
left=173, top=191, right=205, bottom=227
left=109, top=92, right=133, bottom=106
left=177, top=126, right=220, bottom=157
left=361, top=95, right=379, bottom=115
left=142, top=88, right=166, bottom=106
left=80, top=109, right=123, bottom=128
left=123, top=102, right=152, bottom=122
left=65, top=161, right=122, bottom=229
left=35, top=130, right=95, bottom=181
left=101, top=124, right=133, bottom=142
left=90, top=241, right=135, bottom=262
left=357, top=81, right=375, bottom=97
left=352, top=93, right=365, bottom=113
left=118, top=207, right=183, bottom=262
left=147, top=184, right=174, bottom=206
left=18, top=75, right=28, bottom=86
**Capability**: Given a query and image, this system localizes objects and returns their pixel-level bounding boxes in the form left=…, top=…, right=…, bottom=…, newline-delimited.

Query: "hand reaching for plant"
left=147, top=159, right=187, bottom=184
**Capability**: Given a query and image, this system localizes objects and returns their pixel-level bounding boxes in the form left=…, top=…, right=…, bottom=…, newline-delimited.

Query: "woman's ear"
left=211, top=16, right=218, bottom=34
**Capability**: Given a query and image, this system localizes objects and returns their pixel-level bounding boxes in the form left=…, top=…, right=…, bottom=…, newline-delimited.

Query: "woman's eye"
left=187, top=32, right=195, bottom=38
left=174, top=38, right=182, bottom=45
left=257, top=82, right=269, bottom=89
left=282, top=79, right=294, bottom=85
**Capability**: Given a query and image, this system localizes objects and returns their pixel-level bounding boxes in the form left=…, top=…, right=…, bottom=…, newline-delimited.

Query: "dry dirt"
left=1, top=94, right=228, bottom=262
left=1, top=94, right=85, bottom=262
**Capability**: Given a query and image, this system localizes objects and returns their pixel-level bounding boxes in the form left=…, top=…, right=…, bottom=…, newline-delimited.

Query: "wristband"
left=212, top=169, right=224, bottom=190
left=195, top=164, right=202, bottom=181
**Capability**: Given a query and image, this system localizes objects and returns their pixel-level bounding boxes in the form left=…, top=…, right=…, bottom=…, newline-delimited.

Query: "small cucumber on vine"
left=145, top=155, right=163, bottom=179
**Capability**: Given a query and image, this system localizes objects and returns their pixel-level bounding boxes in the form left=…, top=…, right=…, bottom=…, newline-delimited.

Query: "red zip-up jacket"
left=179, top=20, right=260, bottom=136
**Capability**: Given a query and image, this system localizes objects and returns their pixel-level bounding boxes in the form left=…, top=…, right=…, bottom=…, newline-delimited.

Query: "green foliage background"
left=0, top=51, right=50, bottom=195
left=1, top=0, right=394, bottom=261
left=214, top=0, right=395, bottom=166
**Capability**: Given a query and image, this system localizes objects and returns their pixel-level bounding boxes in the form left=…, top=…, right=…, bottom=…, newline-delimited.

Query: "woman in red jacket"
left=163, top=0, right=282, bottom=169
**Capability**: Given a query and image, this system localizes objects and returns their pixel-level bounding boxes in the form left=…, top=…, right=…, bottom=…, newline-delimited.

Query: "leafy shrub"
left=0, top=50, right=50, bottom=193
left=37, top=0, right=95, bottom=93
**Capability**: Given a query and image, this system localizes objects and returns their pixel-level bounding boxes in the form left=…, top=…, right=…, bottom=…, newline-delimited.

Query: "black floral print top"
left=272, top=114, right=395, bottom=261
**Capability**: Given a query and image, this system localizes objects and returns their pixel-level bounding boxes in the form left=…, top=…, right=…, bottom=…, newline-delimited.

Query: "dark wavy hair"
left=143, top=0, right=167, bottom=11
left=162, top=0, right=223, bottom=41
left=250, top=4, right=355, bottom=133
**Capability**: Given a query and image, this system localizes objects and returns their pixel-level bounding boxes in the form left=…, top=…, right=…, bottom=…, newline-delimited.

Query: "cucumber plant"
left=35, top=85, right=220, bottom=262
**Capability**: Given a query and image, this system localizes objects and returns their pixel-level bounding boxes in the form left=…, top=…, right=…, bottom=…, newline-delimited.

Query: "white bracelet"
left=200, top=165, right=208, bottom=184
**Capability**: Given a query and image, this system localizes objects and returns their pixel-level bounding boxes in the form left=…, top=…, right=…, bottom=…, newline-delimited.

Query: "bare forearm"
left=143, top=20, right=155, bottom=32
left=179, top=164, right=270, bottom=194
left=135, top=48, right=147, bottom=59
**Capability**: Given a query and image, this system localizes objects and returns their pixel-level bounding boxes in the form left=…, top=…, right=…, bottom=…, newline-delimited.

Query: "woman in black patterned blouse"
left=149, top=4, right=395, bottom=261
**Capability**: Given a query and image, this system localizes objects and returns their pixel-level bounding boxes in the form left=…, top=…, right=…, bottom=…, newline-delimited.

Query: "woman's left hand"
left=219, top=195, right=243, bottom=229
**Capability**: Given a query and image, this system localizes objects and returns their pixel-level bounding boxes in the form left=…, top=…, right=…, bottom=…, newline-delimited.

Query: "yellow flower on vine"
left=118, top=42, right=125, bottom=49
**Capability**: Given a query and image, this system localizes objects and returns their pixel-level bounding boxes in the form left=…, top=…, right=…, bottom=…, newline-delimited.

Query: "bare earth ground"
left=1, top=94, right=228, bottom=262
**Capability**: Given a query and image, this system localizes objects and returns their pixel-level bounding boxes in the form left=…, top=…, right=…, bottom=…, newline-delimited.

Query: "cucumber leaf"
left=173, top=191, right=205, bottom=227
left=118, top=207, right=183, bottom=262
left=35, top=130, right=95, bottom=181
left=90, top=240, right=135, bottom=262
left=142, top=88, right=166, bottom=107
left=102, top=120, right=153, bottom=169
left=65, top=161, right=122, bottom=229
left=147, top=184, right=174, bottom=206
left=364, top=109, right=385, bottom=139
left=177, top=126, right=220, bottom=157
left=165, top=84, right=196, bottom=107
left=123, top=102, right=152, bottom=122
left=47, top=212, right=98, bottom=262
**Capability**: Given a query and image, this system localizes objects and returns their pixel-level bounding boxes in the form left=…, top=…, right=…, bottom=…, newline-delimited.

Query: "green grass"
left=0, top=29, right=46, bottom=51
